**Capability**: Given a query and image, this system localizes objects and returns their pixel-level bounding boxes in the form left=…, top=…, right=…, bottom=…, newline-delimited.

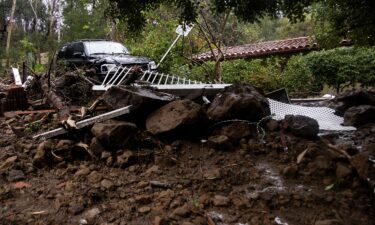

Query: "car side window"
left=72, top=43, right=85, bottom=58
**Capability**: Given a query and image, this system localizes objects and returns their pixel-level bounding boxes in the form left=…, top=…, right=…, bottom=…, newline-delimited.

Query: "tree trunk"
left=5, top=0, right=16, bottom=67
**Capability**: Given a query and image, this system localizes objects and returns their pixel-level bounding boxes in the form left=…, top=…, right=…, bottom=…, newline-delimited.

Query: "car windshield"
left=84, top=41, right=130, bottom=55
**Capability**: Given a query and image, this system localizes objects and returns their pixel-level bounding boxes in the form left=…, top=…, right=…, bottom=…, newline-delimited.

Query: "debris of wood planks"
left=33, top=105, right=133, bottom=140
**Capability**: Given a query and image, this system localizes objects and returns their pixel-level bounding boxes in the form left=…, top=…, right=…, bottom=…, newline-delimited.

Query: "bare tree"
left=5, top=0, right=16, bottom=67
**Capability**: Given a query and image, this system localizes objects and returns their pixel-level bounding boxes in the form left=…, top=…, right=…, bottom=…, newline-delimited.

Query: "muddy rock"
left=33, top=140, right=55, bottom=166
left=335, top=163, right=352, bottom=179
left=55, top=140, right=75, bottom=151
left=68, top=204, right=85, bottom=215
left=284, top=115, right=319, bottom=139
left=212, top=195, right=230, bottom=206
left=89, top=137, right=105, bottom=156
left=203, top=168, right=221, bottom=180
left=265, top=119, right=279, bottom=131
left=85, top=208, right=100, bottom=220
left=334, top=90, right=375, bottom=116
left=206, top=83, right=271, bottom=122
left=211, top=121, right=257, bottom=142
left=315, top=219, right=341, bottom=225
left=103, top=86, right=178, bottom=119
left=116, top=150, right=134, bottom=167
left=101, top=179, right=114, bottom=190
left=87, top=171, right=102, bottom=184
left=0, top=156, right=17, bottom=173
left=343, top=105, right=375, bottom=127
left=170, top=204, right=190, bottom=218
left=138, top=206, right=151, bottom=214
left=146, top=99, right=202, bottom=135
left=91, top=120, right=137, bottom=148
left=74, top=166, right=91, bottom=177
left=208, top=135, right=231, bottom=149
left=351, top=135, right=375, bottom=187
left=6, top=169, right=25, bottom=182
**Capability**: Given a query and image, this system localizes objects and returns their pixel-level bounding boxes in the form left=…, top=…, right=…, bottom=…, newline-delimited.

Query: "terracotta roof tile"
left=192, top=37, right=318, bottom=62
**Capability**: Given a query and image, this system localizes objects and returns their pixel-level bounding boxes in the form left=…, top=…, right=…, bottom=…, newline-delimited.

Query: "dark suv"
left=56, top=39, right=157, bottom=75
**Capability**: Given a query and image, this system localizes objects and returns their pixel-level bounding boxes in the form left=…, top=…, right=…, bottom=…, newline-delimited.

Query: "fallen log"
left=37, top=73, right=70, bottom=123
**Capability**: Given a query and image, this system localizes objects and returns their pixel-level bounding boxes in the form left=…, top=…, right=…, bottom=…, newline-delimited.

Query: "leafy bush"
left=305, top=47, right=375, bottom=93
left=282, top=55, right=323, bottom=96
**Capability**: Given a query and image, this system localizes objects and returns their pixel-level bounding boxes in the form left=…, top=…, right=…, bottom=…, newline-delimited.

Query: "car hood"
left=90, top=54, right=152, bottom=65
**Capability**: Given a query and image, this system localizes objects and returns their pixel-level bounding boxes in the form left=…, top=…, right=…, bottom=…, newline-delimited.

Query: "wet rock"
left=68, top=204, right=85, bottom=215
left=211, top=121, right=257, bottom=142
left=212, top=195, right=230, bottom=206
left=208, top=135, right=231, bottom=149
left=153, top=216, right=169, bottom=225
left=89, top=137, right=105, bottom=156
left=116, top=150, right=134, bottom=167
left=203, top=168, right=221, bottom=180
left=335, top=163, right=352, bottom=179
left=206, top=83, right=270, bottom=122
left=334, top=90, right=375, bottom=116
left=266, top=119, right=279, bottom=131
left=85, top=208, right=101, bottom=220
left=7, top=169, right=25, bottom=182
left=103, top=86, right=178, bottom=120
left=170, top=204, right=190, bottom=218
left=351, top=135, right=375, bottom=187
left=138, top=206, right=151, bottom=214
left=55, top=140, right=75, bottom=151
left=283, top=115, right=319, bottom=139
left=33, top=140, right=55, bottom=166
left=146, top=100, right=202, bottom=135
left=0, top=156, right=17, bottom=173
left=343, top=105, right=375, bottom=127
left=282, top=165, right=298, bottom=178
left=91, top=120, right=137, bottom=148
left=75, top=167, right=91, bottom=177
left=101, top=179, right=114, bottom=190
left=87, top=171, right=102, bottom=184
left=315, top=219, right=341, bottom=225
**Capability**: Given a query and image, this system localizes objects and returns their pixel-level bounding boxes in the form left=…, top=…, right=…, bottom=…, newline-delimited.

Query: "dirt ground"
left=0, top=115, right=374, bottom=225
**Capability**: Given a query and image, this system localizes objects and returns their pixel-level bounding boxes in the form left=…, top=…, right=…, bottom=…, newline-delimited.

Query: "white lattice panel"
left=268, top=99, right=356, bottom=131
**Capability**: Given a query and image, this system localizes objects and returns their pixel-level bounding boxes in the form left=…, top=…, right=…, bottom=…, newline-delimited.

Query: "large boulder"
left=206, top=83, right=270, bottom=122
left=146, top=100, right=202, bottom=135
left=103, top=86, right=178, bottom=109
left=91, top=120, right=138, bottom=149
left=283, top=115, right=319, bottom=139
left=343, top=105, right=375, bottom=127
left=334, top=90, right=375, bottom=116
left=103, top=86, right=179, bottom=121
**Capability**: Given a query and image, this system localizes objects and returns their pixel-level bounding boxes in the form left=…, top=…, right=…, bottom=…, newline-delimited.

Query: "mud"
left=0, top=116, right=374, bottom=225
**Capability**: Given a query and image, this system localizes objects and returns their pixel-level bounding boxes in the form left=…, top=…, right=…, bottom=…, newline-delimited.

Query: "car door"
left=66, top=42, right=87, bottom=67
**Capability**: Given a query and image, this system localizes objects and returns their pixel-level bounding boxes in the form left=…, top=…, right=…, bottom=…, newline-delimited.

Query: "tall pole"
left=5, top=0, right=16, bottom=67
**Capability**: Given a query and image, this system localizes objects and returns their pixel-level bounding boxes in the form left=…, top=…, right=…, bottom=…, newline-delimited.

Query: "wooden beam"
left=33, top=105, right=133, bottom=140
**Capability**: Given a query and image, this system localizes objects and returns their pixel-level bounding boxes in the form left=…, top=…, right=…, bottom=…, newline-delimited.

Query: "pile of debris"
left=0, top=68, right=374, bottom=225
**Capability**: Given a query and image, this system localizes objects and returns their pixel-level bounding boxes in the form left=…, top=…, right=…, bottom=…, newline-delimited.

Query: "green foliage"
left=305, top=47, right=374, bottom=93
left=109, top=0, right=313, bottom=33
left=313, top=0, right=375, bottom=47
left=282, top=54, right=323, bottom=96
left=61, top=0, right=109, bottom=43
left=283, top=47, right=375, bottom=95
